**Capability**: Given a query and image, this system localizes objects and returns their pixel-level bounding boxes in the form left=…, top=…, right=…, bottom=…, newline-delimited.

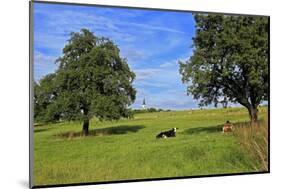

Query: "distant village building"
left=142, top=98, right=147, bottom=109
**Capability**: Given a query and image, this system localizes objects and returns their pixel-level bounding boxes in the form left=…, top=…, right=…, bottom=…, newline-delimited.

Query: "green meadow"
left=33, top=107, right=268, bottom=186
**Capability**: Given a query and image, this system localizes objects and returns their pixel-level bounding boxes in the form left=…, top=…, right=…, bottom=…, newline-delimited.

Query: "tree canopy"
left=35, top=29, right=136, bottom=135
left=179, top=14, right=269, bottom=123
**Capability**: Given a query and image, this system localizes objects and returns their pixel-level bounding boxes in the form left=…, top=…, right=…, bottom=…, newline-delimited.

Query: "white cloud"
left=134, top=68, right=159, bottom=81
left=121, top=22, right=187, bottom=34
left=159, top=62, right=175, bottom=68
left=35, top=8, right=136, bottom=51
left=159, top=54, right=190, bottom=68
left=34, top=51, right=58, bottom=81
left=120, top=47, right=146, bottom=61
left=131, top=85, right=197, bottom=110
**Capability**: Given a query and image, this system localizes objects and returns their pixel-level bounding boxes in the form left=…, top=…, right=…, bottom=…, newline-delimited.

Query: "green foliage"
left=34, top=74, right=60, bottom=122
left=179, top=14, right=269, bottom=121
left=147, top=107, right=157, bottom=112
left=35, top=29, right=136, bottom=123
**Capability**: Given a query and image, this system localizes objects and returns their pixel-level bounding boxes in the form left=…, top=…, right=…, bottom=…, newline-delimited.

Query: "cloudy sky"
left=34, top=2, right=200, bottom=110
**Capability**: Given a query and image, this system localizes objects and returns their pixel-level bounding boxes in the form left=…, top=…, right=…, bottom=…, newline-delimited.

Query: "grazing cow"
left=156, top=128, right=179, bottom=139
left=222, top=121, right=234, bottom=133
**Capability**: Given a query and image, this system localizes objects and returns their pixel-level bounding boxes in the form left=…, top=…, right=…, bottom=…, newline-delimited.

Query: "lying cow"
left=222, top=121, right=234, bottom=133
left=156, top=128, right=179, bottom=139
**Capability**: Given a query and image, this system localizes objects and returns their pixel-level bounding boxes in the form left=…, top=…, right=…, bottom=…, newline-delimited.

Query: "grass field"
left=33, top=107, right=268, bottom=186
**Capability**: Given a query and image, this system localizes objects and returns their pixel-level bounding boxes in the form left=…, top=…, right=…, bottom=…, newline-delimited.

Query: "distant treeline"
left=132, top=108, right=171, bottom=114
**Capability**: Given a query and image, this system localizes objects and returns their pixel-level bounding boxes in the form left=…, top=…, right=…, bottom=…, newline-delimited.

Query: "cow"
left=156, top=128, right=179, bottom=139
left=222, top=121, right=234, bottom=133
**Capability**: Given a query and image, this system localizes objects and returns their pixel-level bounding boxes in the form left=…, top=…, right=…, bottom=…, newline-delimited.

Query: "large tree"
left=179, top=14, right=269, bottom=123
left=35, top=29, right=136, bottom=135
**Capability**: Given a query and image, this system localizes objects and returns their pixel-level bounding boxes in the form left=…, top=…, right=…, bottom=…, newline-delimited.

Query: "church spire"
left=142, top=98, right=146, bottom=109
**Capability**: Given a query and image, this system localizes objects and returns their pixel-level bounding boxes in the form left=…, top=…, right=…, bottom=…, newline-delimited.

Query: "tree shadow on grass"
left=56, top=125, right=145, bottom=139
left=183, top=120, right=257, bottom=135
left=34, top=128, right=52, bottom=133
left=183, top=125, right=223, bottom=135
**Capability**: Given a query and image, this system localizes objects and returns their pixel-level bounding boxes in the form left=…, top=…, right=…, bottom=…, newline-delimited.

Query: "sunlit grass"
left=33, top=106, right=268, bottom=186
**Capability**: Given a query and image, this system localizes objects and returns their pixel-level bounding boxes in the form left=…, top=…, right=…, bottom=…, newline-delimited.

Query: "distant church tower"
left=142, top=98, right=146, bottom=109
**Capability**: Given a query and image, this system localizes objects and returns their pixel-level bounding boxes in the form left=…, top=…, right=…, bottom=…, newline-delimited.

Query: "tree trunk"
left=247, top=105, right=258, bottom=125
left=82, top=118, right=89, bottom=136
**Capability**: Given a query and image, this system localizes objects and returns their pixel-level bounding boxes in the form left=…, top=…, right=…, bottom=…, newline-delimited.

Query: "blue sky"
left=34, top=2, right=200, bottom=110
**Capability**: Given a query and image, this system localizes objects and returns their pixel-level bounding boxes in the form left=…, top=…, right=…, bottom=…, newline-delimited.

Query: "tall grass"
left=234, top=118, right=268, bottom=172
